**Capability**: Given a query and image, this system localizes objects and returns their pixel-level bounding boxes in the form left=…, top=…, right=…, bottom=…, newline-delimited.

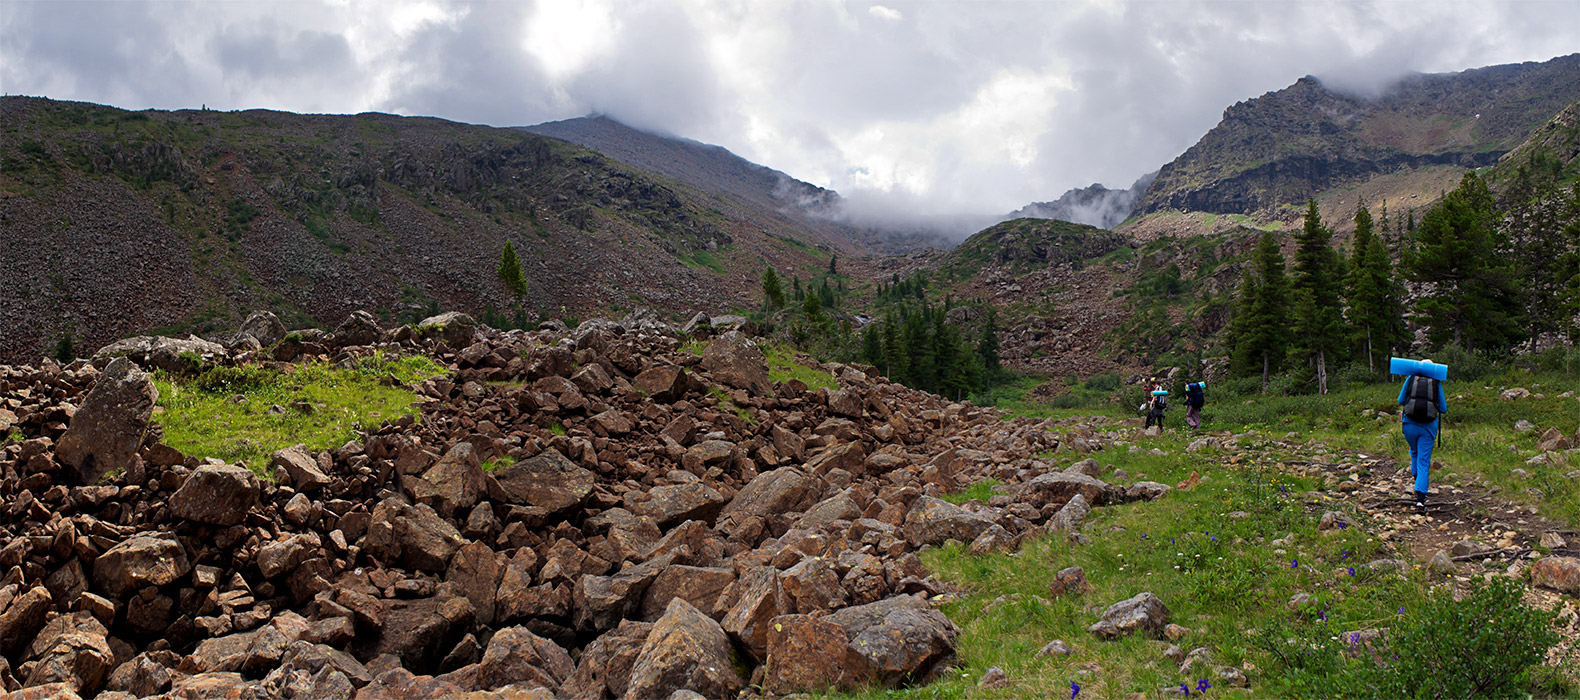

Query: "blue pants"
left=1402, top=422, right=1437, bottom=493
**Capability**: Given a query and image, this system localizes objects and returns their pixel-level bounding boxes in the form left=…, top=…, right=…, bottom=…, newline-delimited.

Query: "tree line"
left=1228, top=171, right=1578, bottom=393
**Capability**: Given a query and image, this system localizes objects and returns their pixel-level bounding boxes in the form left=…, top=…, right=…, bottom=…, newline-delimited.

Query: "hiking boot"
left=1413, top=490, right=1428, bottom=511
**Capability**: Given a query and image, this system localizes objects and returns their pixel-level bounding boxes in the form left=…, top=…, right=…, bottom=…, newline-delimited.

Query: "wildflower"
left=1397, top=607, right=1405, bottom=615
left=1290, top=558, right=1299, bottom=568
left=1180, top=681, right=1192, bottom=695
left=1210, top=536, right=1217, bottom=542
left=1337, top=521, right=1349, bottom=529
left=1198, top=678, right=1212, bottom=692
left=1318, top=611, right=1328, bottom=623
left=1071, top=680, right=1081, bottom=698
left=1341, top=550, right=1350, bottom=560
left=1347, top=567, right=1356, bottom=577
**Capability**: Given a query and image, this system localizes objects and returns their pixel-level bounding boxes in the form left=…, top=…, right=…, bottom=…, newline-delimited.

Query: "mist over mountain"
left=1006, top=171, right=1158, bottom=229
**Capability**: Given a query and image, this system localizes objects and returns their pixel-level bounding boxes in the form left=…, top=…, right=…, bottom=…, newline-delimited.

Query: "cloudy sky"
left=3, top=1, right=1577, bottom=220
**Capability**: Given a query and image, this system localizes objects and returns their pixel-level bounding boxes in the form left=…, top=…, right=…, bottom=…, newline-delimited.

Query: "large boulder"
left=270, top=445, right=332, bottom=493
left=1088, top=592, right=1170, bottom=639
left=169, top=464, right=261, bottom=526
left=417, top=311, right=479, bottom=347
left=492, top=448, right=596, bottom=515
left=721, top=566, right=792, bottom=661
left=55, top=357, right=158, bottom=485
left=700, top=331, right=772, bottom=396
left=573, top=554, right=675, bottom=633
left=560, top=620, right=652, bottom=700
left=632, top=365, right=696, bottom=403
left=641, top=565, right=736, bottom=620
left=1531, top=556, right=1580, bottom=595
left=92, top=335, right=228, bottom=373
left=472, top=626, right=574, bottom=692
left=819, top=595, right=959, bottom=688
left=0, top=586, right=54, bottom=657
left=93, top=535, right=191, bottom=597
left=763, top=614, right=869, bottom=694
left=239, top=310, right=287, bottom=347
left=331, top=310, right=383, bottom=347
left=718, top=467, right=823, bottom=530
left=23, top=614, right=115, bottom=694
left=446, top=541, right=505, bottom=626
left=625, top=599, right=745, bottom=700
left=630, top=482, right=726, bottom=527
left=420, top=443, right=487, bottom=518
left=361, top=498, right=467, bottom=572
left=362, top=592, right=476, bottom=673
left=1017, top=471, right=1115, bottom=510
left=903, top=496, right=1001, bottom=547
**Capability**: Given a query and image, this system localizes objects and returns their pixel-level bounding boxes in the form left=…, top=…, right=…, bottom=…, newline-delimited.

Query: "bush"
left=1265, top=577, right=1558, bottom=698
left=1083, top=372, right=1120, bottom=392
left=191, top=366, right=278, bottom=394
left=1432, top=343, right=1495, bottom=381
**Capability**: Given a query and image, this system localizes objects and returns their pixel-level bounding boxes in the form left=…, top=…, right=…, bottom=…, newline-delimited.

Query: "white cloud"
left=2, top=0, right=1578, bottom=228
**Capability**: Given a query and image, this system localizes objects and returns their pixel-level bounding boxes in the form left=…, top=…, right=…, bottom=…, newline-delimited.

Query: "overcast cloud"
left=3, top=0, right=1577, bottom=221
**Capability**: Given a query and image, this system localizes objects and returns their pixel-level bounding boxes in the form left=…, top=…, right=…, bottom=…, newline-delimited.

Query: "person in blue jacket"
left=1397, top=373, right=1448, bottom=510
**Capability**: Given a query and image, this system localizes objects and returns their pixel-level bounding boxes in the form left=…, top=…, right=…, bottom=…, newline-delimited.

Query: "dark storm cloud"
left=3, top=0, right=1577, bottom=227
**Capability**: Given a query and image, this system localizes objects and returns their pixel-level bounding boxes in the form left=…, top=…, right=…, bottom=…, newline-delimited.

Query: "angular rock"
left=1088, top=592, right=1169, bottom=640
left=446, top=541, right=504, bottom=626
left=493, top=449, right=595, bottom=514
left=420, top=443, right=486, bottom=518
left=641, top=565, right=736, bottom=620
left=1531, top=556, right=1580, bottom=595
left=625, top=599, right=745, bottom=700
left=24, top=619, right=115, bottom=694
left=700, top=331, right=771, bottom=396
left=903, top=496, right=999, bottom=547
left=560, top=620, right=652, bottom=700
left=56, top=358, right=157, bottom=485
left=718, top=467, right=822, bottom=530
left=631, top=482, right=726, bottom=527
left=823, top=595, right=960, bottom=688
left=473, top=626, right=574, bottom=692
left=573, top=554, right=674, bottom=633
left=169, top=463, right=261, bottom=526
left=332, top=310, right=383, bottom=347
left=106, top=653, right=173, bottom=697
left=417, top=312, right=479, bottom=347
left=271, top=445, right=332, bottom=493
left=363, top=498, right=466, bottom=572
left=94, top=535, right=191, bottom=597
left=365, top=593, right=477, bottom=673
left=632, top=365, right=695, bottom=403
left=1048, top=493, right=1090, bottom=533
left=239, top=310, right=288, bottom=347
left=721, top=566, right=792, bottom=661
left=780, top=557, right=847, bottom=613
left=1018, top=471, right=1114, bottom=510
left=0, top=586, right=53, bottom=657
left=763, top=614, right=867, bottom=694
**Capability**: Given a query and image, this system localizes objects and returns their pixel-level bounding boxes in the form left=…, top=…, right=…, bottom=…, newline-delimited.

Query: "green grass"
left=971, top=374, right=1126, bottom=421
left=940, top=479, right=1001, bottom=505
left=153, top=352, right=446, bottom=474
left=826, top=431, right=1454, bottom=699
left=549, top=422, right=567, bottom=437
left=764, top=345, right=839, bottom=392
left=1206, top=369, right=1580, bottom=526
left=708, top=386, right=755, bottom=423
left=482, top=455, right=515, bottom=472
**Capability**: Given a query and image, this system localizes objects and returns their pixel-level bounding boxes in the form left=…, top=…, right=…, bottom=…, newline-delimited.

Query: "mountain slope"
left=1005, top=172, right=1157, bottom=229
left=521, top=116, right=945, bottom=253
left=0, top=98, right=836, bottom=363
left=1136, top=53, right=1580, bottom=216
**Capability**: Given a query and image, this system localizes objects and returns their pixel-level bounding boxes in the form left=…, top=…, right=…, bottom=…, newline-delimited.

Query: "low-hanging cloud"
left=3, top=0, right=1577, bottom=232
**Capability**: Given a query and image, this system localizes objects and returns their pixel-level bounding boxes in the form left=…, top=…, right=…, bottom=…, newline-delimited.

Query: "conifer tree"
left=861, top=323, right=882, bottom=366
left=1408, top=172, right=1524, bottom=352
left=497, top=240, right=528, bottom=298
left=828, top=255, right=837, bottom=274
left=1290, top=201, right=1347, bottom=393
left=762, top=267, right=785, bottom=310
left=793, top=277, right=802, bottom=300
left=977, top=308, right=1001, bottom=380
left=1229, top=231, right=1291, bottom=391
left=881, top=316, right=906, bottom=380
left=1344, top=205, right=1406, bottom=372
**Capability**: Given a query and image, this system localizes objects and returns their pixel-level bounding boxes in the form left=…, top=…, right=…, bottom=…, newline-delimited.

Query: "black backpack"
left=1186, top=386, right=1204, bottom=407
left=1403, top=376, right=1439, bottom=422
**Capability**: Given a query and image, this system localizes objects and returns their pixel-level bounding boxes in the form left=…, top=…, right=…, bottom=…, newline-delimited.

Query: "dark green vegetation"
left=940, top=218, right=1129, bottom=282
left=152, top=353, right=445, bottom=474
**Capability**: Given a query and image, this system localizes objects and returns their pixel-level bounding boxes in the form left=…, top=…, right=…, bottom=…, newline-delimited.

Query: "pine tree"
left=793, top=277, right=802, bottom=300
left=881, top=316, right=906, bottom=381
left=762, top=267, right=785, bottom=310
left=861, top=323, right=882, bottom=366
left=54, top=333, right=75, bottom=364
left=828, top=255, right=837, bottom=274
left=977, top=307, right=1001, bottom=380
left=1344, top=205, right=1406, bottom=372
left=497, top=240, right=528, bottom=298
left=1229, top=231, right=1291, bottom=391
left=1408, top=172, right=1524, bottom=353
left=1289, top=201, right=1347, bottom=393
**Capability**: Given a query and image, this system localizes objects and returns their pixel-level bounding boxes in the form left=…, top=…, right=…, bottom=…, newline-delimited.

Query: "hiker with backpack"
left=1143, top=381, right=1168, bottom=431
left=1394, top=358, right=1448, bottom=511
left=1184, top=382, right=1205, bottom=430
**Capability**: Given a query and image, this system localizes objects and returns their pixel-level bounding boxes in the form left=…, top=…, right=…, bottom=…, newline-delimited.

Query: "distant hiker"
left=1184, top=382, right=1205, bottom=429
left=1144, top=382, right=1168, bottom=431
left=1394, top=359, right=1448, bottom=511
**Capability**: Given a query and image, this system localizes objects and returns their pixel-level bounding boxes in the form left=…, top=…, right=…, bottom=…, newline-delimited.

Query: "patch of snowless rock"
left=0, top=309, right=1168, bottom=699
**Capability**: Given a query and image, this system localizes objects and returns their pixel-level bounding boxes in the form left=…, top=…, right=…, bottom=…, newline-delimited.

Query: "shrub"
left=1432, top=343, right=1495, bottom=381
left=191, top=366, right=278, bottom=394
left=1083, top=372, right=1121, bottom=392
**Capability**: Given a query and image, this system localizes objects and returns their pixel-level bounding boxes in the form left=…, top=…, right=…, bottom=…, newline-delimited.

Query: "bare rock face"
left=493, top=448, right=595, bottom=515
left=1088, top=592, right=1170, bottom=639
left=270, top=445, right=331, bottom=492
left=93, top=535, right=191, bottom=597
left=56, top=357, right=157, bottom=485
left=362, top=498, right=467, bottom=572
left=92, top=335, right=229, bottom=373
left=903, top=496, right=1000, bottom=547
left=718, top=467, right=822, bottom=530
left=624, top=599, right=745, bottom=700
left=472, top=626, right=574, bottom=692
left=239, top=310, right=287, bottom=347
left=763, top=614, right=868, bottom=694
left=418, top=312, right=479, bottom=347
left=169, top=464, right=262, bottom=526
left=560, top=620, right=652, bottom=700
left=700, top=331, right=771, bottom=396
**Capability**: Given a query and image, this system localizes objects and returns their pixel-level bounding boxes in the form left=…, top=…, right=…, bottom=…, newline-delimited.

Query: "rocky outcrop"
left=54, top=358, right=157, bottom=485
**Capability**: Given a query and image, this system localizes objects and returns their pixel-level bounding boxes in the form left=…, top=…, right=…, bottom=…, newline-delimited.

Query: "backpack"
left=1152, top=395, right=1167, bottom=411
left=1403, top=376, right=1439, bottom=422
left=1185, top=386, right=1204, bottom=407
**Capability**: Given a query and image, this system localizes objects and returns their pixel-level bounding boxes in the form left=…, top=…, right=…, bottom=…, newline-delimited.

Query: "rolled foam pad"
left=1389, top=357, right=1447, bottom=381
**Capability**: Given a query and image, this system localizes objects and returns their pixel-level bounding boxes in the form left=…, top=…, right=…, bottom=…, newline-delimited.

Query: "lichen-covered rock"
left=93, top=535, right=191, bottom=597
left=624, top=599, right=745, bottom=700
left=56, top=357, right=157, bottom=485
left=1088, top=592, right=1170, bottom=640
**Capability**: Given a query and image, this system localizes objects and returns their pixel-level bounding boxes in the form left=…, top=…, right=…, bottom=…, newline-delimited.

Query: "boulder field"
left=0, top=311, right=1163, bottom=699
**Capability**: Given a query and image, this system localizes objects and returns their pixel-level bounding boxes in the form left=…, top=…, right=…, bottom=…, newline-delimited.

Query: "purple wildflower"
left=1347, top=567, right=1356, bottom=577
left=1397, top=607, right=1405, bottom=615
left=1180, top=681, right=1192, bottom=696
left=1338, top=521, right=1349, bottom=529
left=1197, top=678, right=1212, bottom=692
left=1071, top=680, right=1081, bottom=698
left=1290, top=558, right=1299, bottom=568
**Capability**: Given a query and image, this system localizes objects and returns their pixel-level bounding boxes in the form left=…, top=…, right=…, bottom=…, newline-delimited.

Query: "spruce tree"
left=1344, top=205, right=1406, bottom=372
left=828, top=255, right=837, bottom=274
left=977, top=308, right=1001, bottom=381
left=1408, top=172, right=1524, bottom=353
left=861, top=323, right=882, bottom=366
left=1289, top=201, right=1347, bottom=393
left=881, top=316, right=906, bottom=381
left=1229, top=231, right=1291, bottom=391
left=497, top=240, right=528, bottom=298
left=762, top=268, right=785, bottom=310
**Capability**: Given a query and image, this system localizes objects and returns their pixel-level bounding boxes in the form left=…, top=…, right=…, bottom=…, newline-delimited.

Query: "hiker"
left=1184, top=382, right=1205, bottom=429
left=1144, top=382, right=1168, bottom=431
left=1397, top=366, right=1448, bottom=510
